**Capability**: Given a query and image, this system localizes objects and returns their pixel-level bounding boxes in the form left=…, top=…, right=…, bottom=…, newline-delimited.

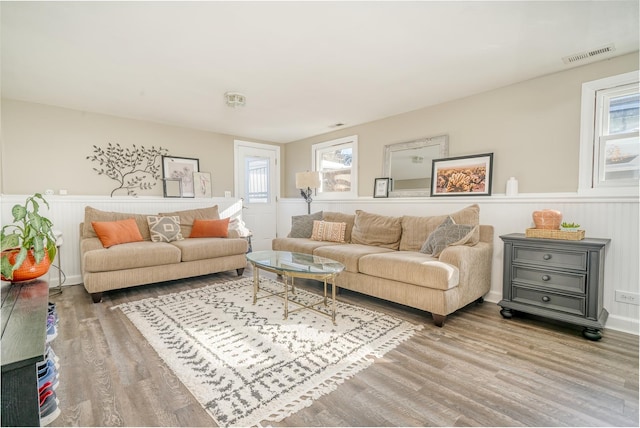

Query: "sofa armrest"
left=438, top=241, right=493, bottom=305
left=438, top=242, right=492, bottom=270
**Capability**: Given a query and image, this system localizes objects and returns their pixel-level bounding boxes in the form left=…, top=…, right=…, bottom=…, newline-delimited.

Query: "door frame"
left=234, top=140, right=281, bottom=239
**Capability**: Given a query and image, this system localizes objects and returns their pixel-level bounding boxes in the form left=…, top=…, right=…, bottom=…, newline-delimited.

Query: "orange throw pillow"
left=91, top=218, right=144, bottom=248
left=190, top=218, right=230, bottom=238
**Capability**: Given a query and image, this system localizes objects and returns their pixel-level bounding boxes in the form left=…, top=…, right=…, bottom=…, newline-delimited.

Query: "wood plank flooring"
left=47, top=268, right=639, bottom=427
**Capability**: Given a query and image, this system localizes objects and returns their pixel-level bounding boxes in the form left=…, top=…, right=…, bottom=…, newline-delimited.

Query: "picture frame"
left=373, top=177, right=391, bottom=198
left=431, top=153, right=493, bottom=197
left=163, top=178, right=183, bottom=198
left=162, top=155, right=199, bottom=198
left=193, top=172, right=212, bottom=198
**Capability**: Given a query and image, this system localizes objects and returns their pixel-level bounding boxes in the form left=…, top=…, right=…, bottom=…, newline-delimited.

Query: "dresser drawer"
left=513, top=246, right=587, bottom=271
left=512, top=266, right=586, bottom=294
left=512, top=286, right=586, bottom=316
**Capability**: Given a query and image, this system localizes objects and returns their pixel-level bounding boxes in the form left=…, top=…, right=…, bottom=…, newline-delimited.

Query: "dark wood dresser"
left=1, top=280, right=49, bottom=426
left=498, top=233, right=610, bottom=340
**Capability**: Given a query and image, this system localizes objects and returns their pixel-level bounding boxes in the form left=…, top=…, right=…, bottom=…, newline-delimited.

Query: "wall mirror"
left=383, top=135, right=449, bottom=197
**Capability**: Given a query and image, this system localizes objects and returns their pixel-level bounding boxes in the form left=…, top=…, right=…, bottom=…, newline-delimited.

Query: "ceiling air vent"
left=562, top=44, right=616, bottom=64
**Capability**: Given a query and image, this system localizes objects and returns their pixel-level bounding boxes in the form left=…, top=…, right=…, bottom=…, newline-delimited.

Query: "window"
left=312, top=135, right=358, bottom=198
left=245, top=157, right=270, bottom=203
left=579, top=71, right=639, bottom=195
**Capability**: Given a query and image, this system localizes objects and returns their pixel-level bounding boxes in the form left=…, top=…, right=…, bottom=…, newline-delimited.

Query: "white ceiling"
left=2, top=1, right=638, bottom=143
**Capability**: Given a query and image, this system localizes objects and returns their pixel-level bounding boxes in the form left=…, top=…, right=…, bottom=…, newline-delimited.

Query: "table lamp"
left=295, top=171, right=321, bottom=214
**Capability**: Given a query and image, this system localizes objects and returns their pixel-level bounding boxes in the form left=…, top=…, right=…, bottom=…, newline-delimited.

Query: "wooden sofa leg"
left=91, top=292, right=103, bottom=303
left=236, top=268, right=245, bottom=276
left=432, top=314, right=446, bottom=327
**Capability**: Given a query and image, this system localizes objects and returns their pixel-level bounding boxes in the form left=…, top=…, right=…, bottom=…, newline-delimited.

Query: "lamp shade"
left=295, top=171, right=321, bottom=189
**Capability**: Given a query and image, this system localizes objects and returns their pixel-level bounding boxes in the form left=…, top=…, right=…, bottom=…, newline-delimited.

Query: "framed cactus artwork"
left=431, top=153, right=493, bottom=197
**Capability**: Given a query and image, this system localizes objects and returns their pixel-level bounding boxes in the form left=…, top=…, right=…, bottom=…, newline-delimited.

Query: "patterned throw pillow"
left=147, top=216, right=184, bottom=243
left=420, top=216, right=477, bottom=257
left=310, top=220, right=347, bottom=243
left=288, top=211, right=323, bottom=238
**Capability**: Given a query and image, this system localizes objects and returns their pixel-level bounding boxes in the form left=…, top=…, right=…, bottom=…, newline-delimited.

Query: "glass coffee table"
left=246, top=250, right=344, bottom=324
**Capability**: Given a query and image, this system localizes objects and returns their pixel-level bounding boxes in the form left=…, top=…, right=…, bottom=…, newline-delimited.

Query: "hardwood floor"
left=48, top=268, right=639, bottom=427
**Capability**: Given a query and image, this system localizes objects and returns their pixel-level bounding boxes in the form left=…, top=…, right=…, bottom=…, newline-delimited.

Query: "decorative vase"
left=532, top=209, right=562, bottom=230
left=1, top=249, right=51, bottom=282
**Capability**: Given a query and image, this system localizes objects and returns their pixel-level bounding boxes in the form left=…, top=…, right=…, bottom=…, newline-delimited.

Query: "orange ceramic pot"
left=1, top=249, right=51, bottom=282
left=532, top=209, right=562, bottom=230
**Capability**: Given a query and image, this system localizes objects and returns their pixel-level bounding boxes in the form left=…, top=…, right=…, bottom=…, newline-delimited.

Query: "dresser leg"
left=582, top=328, right=603, bottom=341
left=500, top=307, right=513, bottom=319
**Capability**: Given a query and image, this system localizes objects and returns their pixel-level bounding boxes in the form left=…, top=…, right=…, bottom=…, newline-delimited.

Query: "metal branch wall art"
left=87, top=143, right=169, bottom=197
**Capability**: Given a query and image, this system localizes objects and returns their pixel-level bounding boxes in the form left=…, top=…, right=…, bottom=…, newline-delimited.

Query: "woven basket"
left=525, top=228, right=585, bottom=241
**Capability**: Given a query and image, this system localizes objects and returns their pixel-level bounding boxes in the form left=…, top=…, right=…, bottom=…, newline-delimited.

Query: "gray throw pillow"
left=289, top=211, right=323, bottom=238
left=420, top=216, right=475, bottom=257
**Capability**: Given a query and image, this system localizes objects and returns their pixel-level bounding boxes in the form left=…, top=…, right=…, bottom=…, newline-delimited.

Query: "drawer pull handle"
left=542, top=275, right=551, bottom=281
left=543, top=254, right=552, bottom=260
left=541, top=296, right=551, bottom=303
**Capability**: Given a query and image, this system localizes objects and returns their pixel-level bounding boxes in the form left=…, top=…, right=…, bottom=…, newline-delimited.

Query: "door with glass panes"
left=234, top=141, right=280, bottom=251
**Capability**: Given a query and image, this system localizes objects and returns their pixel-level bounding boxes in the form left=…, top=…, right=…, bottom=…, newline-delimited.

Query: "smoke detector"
left=562, top=44, right=616, bottom=64
left=225, top=92, right=246, bottom=108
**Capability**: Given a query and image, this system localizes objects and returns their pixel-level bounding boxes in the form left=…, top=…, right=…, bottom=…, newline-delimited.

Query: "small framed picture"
left=431, top=153, right=493, bottom=196
left=163, top=178, right=182, bottom=198
left=193, top=172, right=212, bottom=198
left=374, top=177, right=391, bottom=198
left=162, top=155, right=200, bottom=198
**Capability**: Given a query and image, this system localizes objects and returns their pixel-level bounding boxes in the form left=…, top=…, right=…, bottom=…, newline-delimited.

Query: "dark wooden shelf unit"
left=1, top=280, right=49, bottom=427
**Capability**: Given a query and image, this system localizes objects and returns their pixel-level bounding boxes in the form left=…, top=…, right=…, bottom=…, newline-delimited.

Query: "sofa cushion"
left=91, top=218, right=144, bottom=248
left=83, top=241, right=181, bottom=272
left=170, top=238, right=248, bottom=262
left=190, top=218, right=230, bottom=238
left=272, top=237, right=343, bottom=255
left=147, top=216, right=184, bottom=243
left=359, top=251, right=459, bottom=291
left=322, top=212, right=355, bottom=243
left=288, top=211, right=323, bottom=238
left=420, top=216, right=477, bottom=257
left=311, top=220, right=347, bottom=243
left=399, top=204, right=480, bottom=251
left=83, top=206, right=151, bottom=241
left=159, top=205, right=219, bottom=237
left=350, top=210, right=402, bottom=250
left=313, top=244, right=394, bottom=273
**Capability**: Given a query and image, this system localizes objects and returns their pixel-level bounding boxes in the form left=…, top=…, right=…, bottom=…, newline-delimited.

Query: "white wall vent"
left=562, top=44, right=616, bottom=64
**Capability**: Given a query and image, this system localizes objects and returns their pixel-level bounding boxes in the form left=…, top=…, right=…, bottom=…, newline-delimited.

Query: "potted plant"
left=561, top=221, right=581, bottom=232
left=1, top=193, right=57, bottom=282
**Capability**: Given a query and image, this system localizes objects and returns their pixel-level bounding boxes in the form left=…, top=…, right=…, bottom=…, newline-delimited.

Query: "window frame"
left=312, top=135, right=358, bottom=199
left=579, top=71, right=639, bottom=196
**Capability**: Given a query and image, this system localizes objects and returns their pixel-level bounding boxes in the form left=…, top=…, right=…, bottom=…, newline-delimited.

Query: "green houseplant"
left=1, top=193, right=57, bottom=281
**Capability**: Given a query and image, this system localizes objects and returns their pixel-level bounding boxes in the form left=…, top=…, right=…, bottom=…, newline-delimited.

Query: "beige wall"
left=2, top=52, right=637, bottom=198
left=283, top=52, right=639, bottom=197
left=0, top=100, right=278, bottom=196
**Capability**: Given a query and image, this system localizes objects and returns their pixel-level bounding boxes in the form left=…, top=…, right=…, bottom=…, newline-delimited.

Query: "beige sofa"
left=80, top=205, right=248, bottom=303
left=272, top=205, right=493, bottom=326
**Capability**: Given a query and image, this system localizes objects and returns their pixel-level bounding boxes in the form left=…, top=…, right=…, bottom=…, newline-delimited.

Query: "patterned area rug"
left=114, top=277, right=422, bottom=427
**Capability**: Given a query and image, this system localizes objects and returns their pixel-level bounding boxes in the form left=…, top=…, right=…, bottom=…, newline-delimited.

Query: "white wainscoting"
left=278, top=194, right=639, bottom=335
left=1, top=195, right=243, bottom=288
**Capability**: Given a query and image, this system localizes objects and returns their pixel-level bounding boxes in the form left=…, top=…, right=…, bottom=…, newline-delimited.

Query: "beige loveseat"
left=80, top=205, right=248, bottom=303
left=272, top=205, right=493, bottom=326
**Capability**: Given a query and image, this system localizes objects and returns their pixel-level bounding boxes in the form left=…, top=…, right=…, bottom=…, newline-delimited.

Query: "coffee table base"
left=251, top=265, right=339, bottom=325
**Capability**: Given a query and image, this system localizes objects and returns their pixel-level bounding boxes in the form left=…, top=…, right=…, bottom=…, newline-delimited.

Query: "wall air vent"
left=562, top=44, right=616, bottom=64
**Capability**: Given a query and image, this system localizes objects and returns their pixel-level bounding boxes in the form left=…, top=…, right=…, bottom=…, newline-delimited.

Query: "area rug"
left=113, top=277, right=422, bottom=427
